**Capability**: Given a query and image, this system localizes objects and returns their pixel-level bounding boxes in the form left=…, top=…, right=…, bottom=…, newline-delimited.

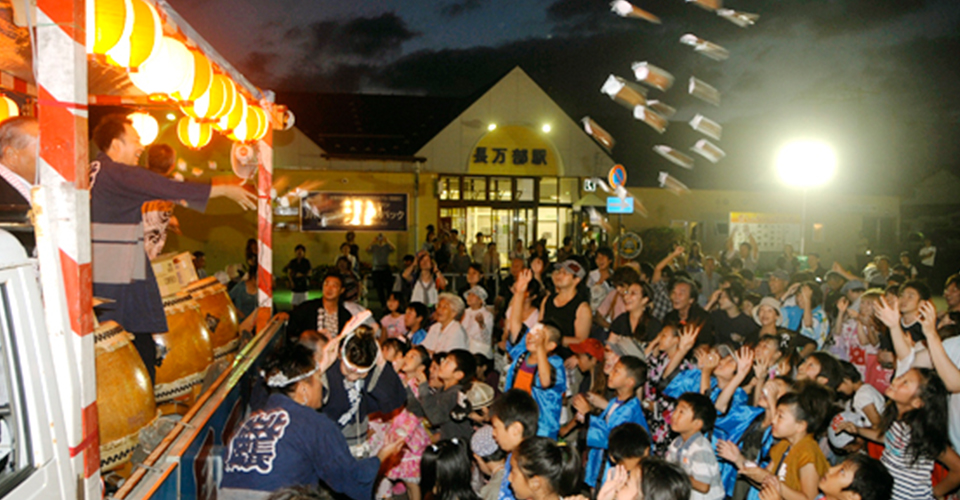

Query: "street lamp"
left=775, top=140, right=837, bottom=254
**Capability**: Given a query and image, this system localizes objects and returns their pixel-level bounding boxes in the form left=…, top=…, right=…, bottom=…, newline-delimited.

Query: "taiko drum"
left=183, top=277, right=241, bottom=361
left=154, top=292, right=214, bottom=406
left=95, top=321, right=158, bottom=472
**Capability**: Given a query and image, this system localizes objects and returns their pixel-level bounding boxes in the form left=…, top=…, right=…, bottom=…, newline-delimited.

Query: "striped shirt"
left=881, top=421, right=934, bottom=500
left=665, top=432, right=725, bottom=500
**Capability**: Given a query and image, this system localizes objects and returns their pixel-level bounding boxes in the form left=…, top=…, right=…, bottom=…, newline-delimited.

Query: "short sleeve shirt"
left=768, top=435, right=829, bottom=493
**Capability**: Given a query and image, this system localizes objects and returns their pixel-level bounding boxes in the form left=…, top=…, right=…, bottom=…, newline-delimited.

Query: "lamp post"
left=775, top=140, right=837, bottom=255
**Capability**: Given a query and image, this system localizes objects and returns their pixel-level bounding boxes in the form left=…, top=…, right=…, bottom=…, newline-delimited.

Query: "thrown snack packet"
left=679, top=34, right=730, bottom=61
left=689, top=114, right=722, bottom=140
left=658, top=172, right=691, bottom=195
left=602, top=75, right=648, bottom=109
left=686, top=0, right=721, bottom=11
left=633, top=106, right=668, bottom=134
left=582, top=117, right=616, bottom=153
left=691, top=139, right=726, bottom=163
left=610, top=0, right=662, bottom=23
left=654, top=145, right=694, bottom=169
left=191, top=167, right=204, bottom=177
left=632, top=62, right=675, bottom=92
left=647, top=100, right=677, bottom=119
left=689, top=77, right=721, bottom=106
left=717, top=9, right=759, bottom=27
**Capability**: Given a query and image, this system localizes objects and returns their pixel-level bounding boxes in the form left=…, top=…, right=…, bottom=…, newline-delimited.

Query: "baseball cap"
left=466, top=285, right=489, bottom=302
left=570, top=338, right=605, bottom=361
left=466, top=382, right=495, bottom=409
left=716, top=344, right=736, bottom=359
left=768, top=269, right=789, bottom=282
left=606, top=336, right=645, bottom=361
left=557, top=259, right=586, bottom=279
left=840, top=280, right=866, bottom=295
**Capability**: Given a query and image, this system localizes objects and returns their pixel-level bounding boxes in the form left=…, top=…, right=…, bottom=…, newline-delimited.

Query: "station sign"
left=607, top=196, right=634, bottom=214
left=301, top=192, right=408, bottom=231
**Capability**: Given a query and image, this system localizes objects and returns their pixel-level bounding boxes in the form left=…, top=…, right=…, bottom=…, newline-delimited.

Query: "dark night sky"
left=168, top=0, right=960, bottom=193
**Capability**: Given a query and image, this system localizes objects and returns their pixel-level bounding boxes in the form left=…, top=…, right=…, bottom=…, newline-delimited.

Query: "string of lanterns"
left=88, top=0, right=269, bottom=149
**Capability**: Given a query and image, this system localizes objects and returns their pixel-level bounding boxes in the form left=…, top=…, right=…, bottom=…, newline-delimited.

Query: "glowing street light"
left=775, top=139, right=837, bottom=254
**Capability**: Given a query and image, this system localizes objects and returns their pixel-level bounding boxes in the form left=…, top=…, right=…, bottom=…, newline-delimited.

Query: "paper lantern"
left=128, top=112, right=159, bottom=145
left=172, top=49, right=214, bottom=102
left=104, top=0, right=162, bottom=68
left=181, top=74, right=231, bottom=121
left=177, top=117, right=213, bottom=149
left=128, top=36, right=194, bottom=96
left=0, top=95, right=19, bottom=121
left=214, top=92, right=247, bottom=132
left=227, top=104, right=268, bottom=143
left=88, top=0, right=130, bottom=55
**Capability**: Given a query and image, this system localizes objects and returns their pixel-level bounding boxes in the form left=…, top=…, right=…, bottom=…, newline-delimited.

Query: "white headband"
left=264, top=361, right=321, bottom=388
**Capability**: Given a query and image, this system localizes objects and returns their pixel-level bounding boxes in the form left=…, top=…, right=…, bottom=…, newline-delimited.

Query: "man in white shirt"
left=0, top=117, right=38, bottom=253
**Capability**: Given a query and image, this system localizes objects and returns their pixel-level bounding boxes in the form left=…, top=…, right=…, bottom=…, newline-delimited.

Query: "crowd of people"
left=221, top=233, right=960, bottom=500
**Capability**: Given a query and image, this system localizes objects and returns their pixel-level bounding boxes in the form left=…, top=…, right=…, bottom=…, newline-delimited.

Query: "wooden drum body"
left=95, top=321, right=158, bottom=472
left=184, top=277, right=241, bottom=361
left=154, top=293, right=214, bottom=405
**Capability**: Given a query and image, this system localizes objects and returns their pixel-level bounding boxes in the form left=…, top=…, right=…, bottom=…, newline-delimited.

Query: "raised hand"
left=678, top=324, right=700, bottom=353
left=919, top=300, right=939, bottom=339
left=597, top=466, right=628, bottom=500
left=758, top=477, right=781, bottom=500
left=716, top=439, right=744, bottom=468
left=515, top=268, right=533, bottom=294
left=736, top=346, right=755, bottom=377
left=836, top=296, right=849, bottom=316
left=874, top=295, right=901, bottom=328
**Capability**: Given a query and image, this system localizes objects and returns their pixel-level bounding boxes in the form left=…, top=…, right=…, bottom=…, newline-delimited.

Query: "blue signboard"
left=607, top=196, right=634, bottom=214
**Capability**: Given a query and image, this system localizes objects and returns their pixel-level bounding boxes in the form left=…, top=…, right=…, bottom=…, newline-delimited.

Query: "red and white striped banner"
left=34, top=0, right=99, bottom=498
left=0, top=70, right=37, bottom=96
left=257, top=128, right=274, bottom=329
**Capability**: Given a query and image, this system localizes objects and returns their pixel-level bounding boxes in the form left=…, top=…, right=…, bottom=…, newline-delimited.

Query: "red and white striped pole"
left=34, top=0, right=99, bottom=497
left=257, top=127, right=274, bottom=330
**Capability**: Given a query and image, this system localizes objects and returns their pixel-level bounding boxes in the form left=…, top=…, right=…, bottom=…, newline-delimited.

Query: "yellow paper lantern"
left=104, top=0, right=162, bottom=69
left=128, top=36, right=194, bottom=96
left=250, top=105, right=269, bottom=141
left=0, top=95, right=20, bottom=121
left=128, top=112, right=159, bottom=145
left=88, top=0, right=130, bottom=55
left=227, top=104, right=267, bottom=143
left=181, top=74, right=231, bottom=122
left=177, top=117, right=213, bottom=149
left=171, top=49, right=214, bottom=103
left=214, top=91, right=247, bottom=132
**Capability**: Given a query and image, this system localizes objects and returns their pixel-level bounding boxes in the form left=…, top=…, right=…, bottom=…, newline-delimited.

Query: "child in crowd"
left=471, top=425, right=508, bottom=500
left=491, top=389, right=540, bottom=500
left=505, top=270, right=566, bottom=439
left=778, top=454, right=893, bottom=500
left=582, top=356, right=650, bottom=488
left=796, top=351, right=843, bottom=391
left=462, top=286, right=494, bottom=359
left=381, top=338, right=409, bottom=374
left=608, top=423, right=651, bottom=472
left=381, top=292, right=408, bottom=340
left=643, top=323, right=699, bottom=448
left=467, top=381, right=496, bottom=425
left=836, top=361, right=883, bottom=433
left=418, top=349, right=476, bottom=442
left=718, top=382, right=833, bottom=500
left=666, top=392, right=725, bottom=500
left=421, top=438, right=480, bottom=500
left=752, top=334, right=790, bottom=393
left=406, top=302, right=430, bottom=346
left=596, top=459, right=691, bottom=500
left=838, top=368, right=960, bottom=500
left=507, top=437, right=581, bottom=500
